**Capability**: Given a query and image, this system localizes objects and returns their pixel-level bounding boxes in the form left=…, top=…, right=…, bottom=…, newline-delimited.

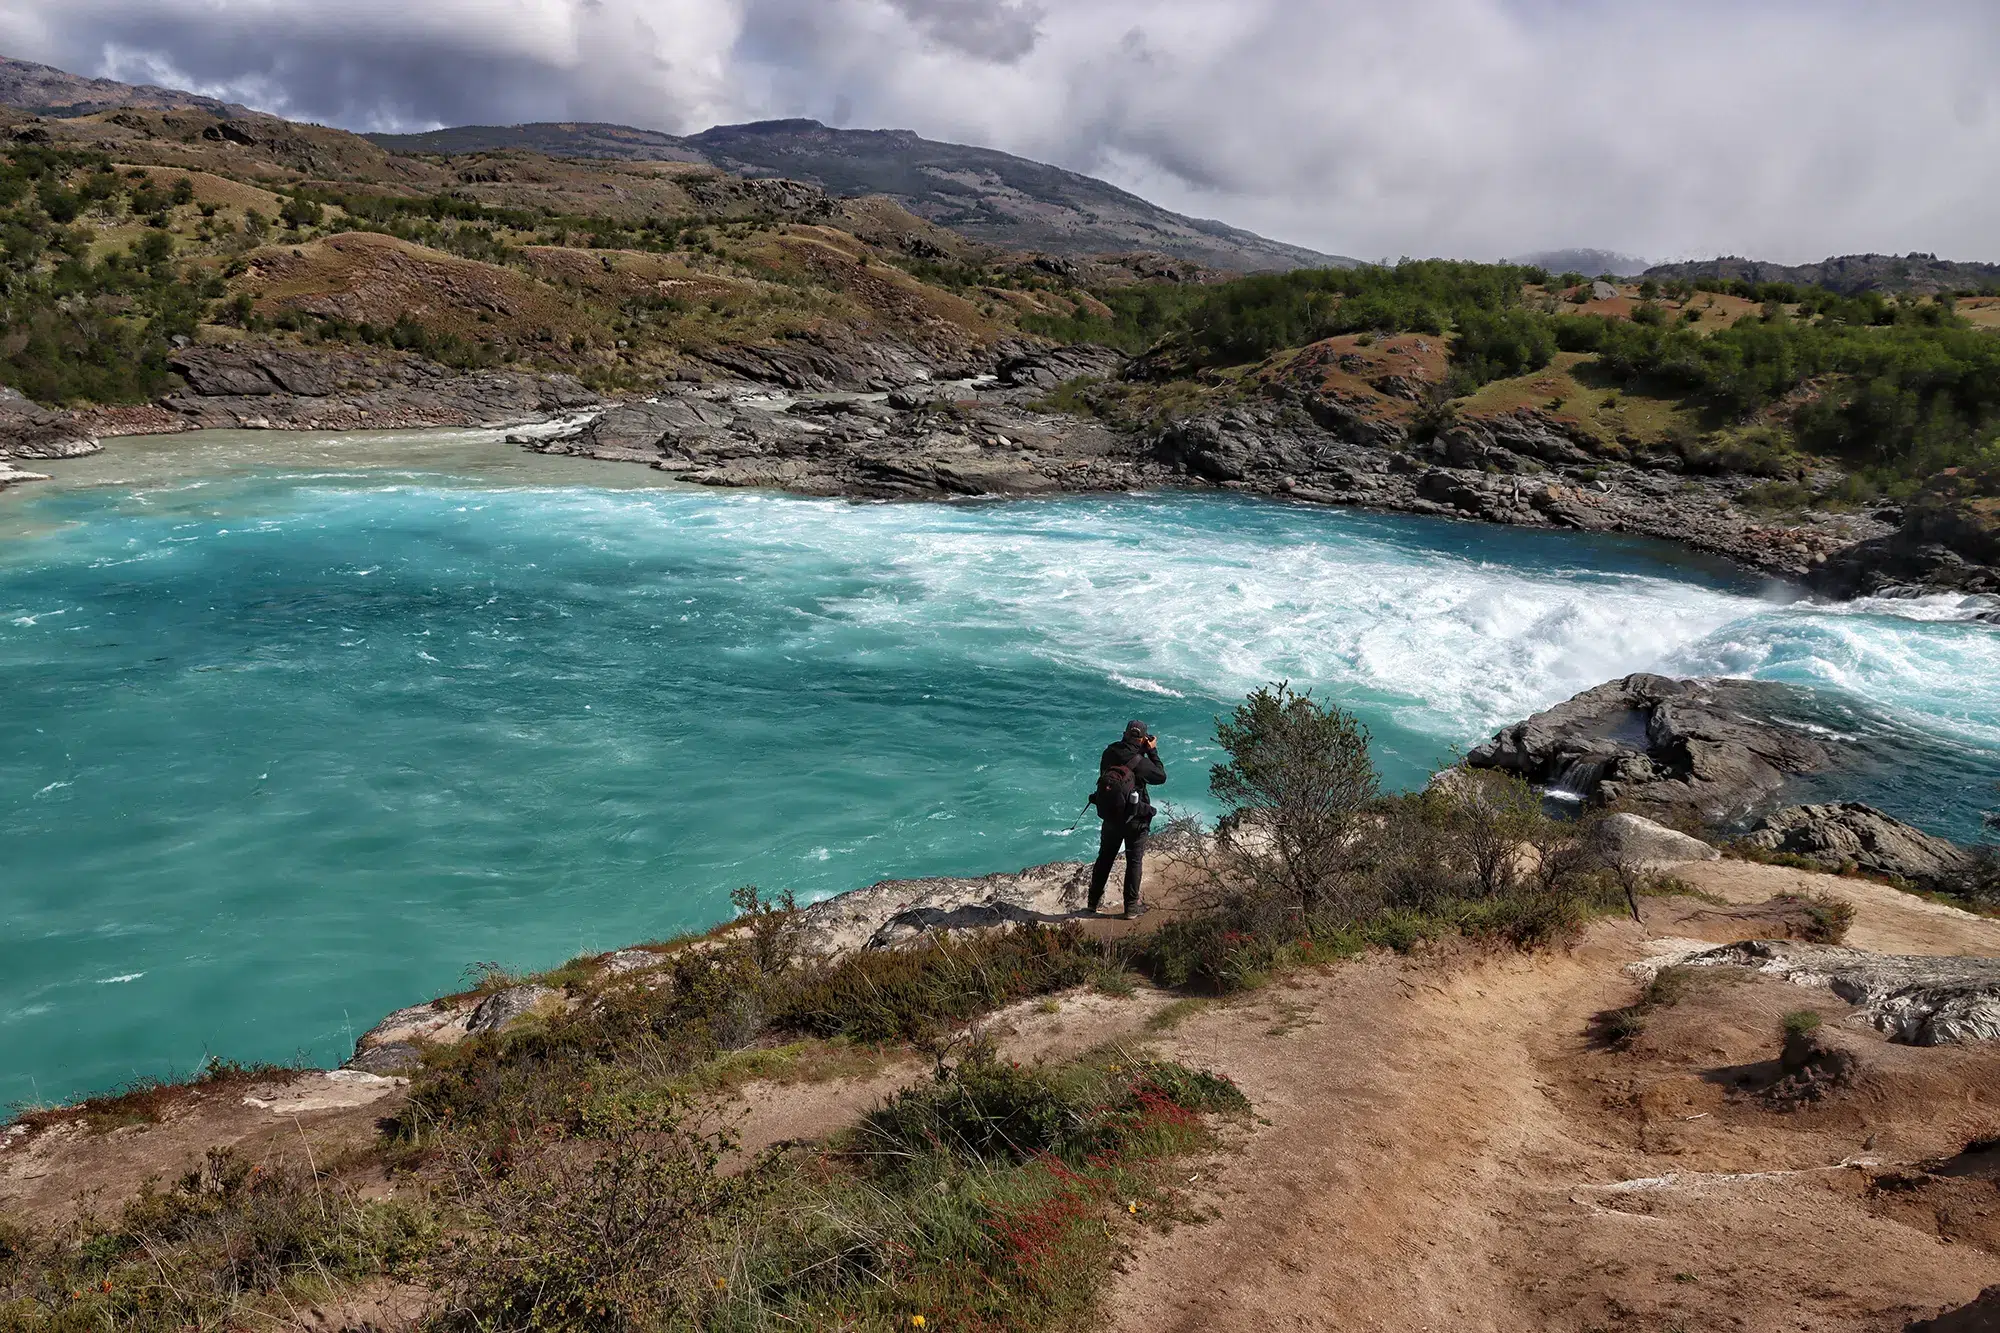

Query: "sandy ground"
left=1100, top=866, right=2000, bottom=1333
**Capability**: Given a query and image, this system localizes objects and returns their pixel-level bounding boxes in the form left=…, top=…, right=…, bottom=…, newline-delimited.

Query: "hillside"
left=371, top=117, right=1354, bottom=273
left=1647, top=252, right=2000, bottom=296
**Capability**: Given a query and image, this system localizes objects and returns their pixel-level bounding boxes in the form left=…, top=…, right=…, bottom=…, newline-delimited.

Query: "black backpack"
left=1093, top=763, right=1145, bottom=826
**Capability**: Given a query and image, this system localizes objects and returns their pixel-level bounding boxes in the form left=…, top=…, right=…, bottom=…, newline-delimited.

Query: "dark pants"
left=1089, top=821, right=1148, bottom=913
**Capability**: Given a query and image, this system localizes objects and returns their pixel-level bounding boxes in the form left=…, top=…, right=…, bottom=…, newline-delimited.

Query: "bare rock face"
left=1907, top=1285, right=2000, bottom=1333
left=1678, top=940, right=2000, bottom=1045
left=165, top=343, right=599, bottom=432
left=1745, top=802, right=1974, bottom=887
left=532, top=380, right=1145, bottom=499
left=1467, top=673, right=1830, bottom=825
left=1813, top=464, right=2000, bottom=599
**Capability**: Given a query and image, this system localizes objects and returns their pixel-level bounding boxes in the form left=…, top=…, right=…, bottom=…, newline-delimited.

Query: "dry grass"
left=112, top=165, right=284, bottom=217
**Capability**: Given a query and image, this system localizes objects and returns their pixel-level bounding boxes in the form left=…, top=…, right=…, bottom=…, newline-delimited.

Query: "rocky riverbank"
left=518, top=343, right=1915, bottom=588
left=0, top=343, right=602, bottom=485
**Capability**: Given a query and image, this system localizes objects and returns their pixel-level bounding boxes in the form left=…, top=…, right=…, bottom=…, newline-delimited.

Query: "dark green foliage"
left=1776, top=892, right=1856, bottom=943
left=1210, top=682, right=1379, bottom=915
left=0, top=148, right=217, bottom=404
left=1132, top=698, right=1616, bottom=995
left=1026, top=259, right=1546, bottom=365
left=1558, top=309, right=2000, bottom=483
left=773, top=925, right=1105, bottom=1043
left=428, top=1099, right=754, bottom=1332
left=1451, top=306, right=1558, bottom=389
left=277, top=195, right=323, bottom=230
left=858, top=1044, right=1246, bottom=1172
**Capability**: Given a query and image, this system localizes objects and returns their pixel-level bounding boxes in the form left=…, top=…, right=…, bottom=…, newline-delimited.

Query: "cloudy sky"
left=2, top=0, right=1996, bottom=264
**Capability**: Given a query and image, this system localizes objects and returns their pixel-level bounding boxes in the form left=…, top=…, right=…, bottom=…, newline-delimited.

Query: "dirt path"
left=1101, top=880, right=2000, bottom=1333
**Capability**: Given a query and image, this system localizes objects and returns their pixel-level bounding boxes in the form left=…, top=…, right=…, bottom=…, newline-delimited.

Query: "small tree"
left=1436, top=770, right=1544, bottom=897
left=1210, top=682, right=1380, bottom=917
left=279, top=195, right=323, bottom=230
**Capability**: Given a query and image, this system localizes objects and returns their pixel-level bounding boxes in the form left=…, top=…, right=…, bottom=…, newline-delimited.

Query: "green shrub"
left=429, top=1099, right=752, bottom=1331
left=1782, top=1009, right=1823, bottom=1039
left=775, top=925, right=1104, bottom=1043
left=1779, top=892, right=1856, bottom=943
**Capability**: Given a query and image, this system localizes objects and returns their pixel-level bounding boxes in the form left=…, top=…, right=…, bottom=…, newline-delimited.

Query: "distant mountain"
left=362, top=121, right=708, bottom=165
left=0, top=54, right=247, bottom=117
left=1645, top=253, right=2000, bottom=296
left=1509, top=248, right=1649, bottom=277
left=369, top=118, right=1355, bottom=274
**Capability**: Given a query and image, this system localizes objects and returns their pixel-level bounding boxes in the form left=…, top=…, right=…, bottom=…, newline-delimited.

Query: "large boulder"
left=1744, top=802, right=1974, bottom=886
left=1593, top=812, right=1721, bottom=867
left=994, top=343, right=1127, bottom=392
left=1467, top=673, right=1829, bottom=825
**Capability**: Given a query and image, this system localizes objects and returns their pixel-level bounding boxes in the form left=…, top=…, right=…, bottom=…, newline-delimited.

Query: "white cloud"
left=7, top=0, right=1999, bottom=263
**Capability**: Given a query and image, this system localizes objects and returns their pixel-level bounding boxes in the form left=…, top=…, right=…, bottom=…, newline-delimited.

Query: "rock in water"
left=1467, top=673, right=1829, bottom=825
left=1745, top=802, right=1974, bottom=886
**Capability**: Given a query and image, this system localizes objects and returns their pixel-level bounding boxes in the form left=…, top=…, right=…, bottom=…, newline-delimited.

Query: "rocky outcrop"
left=1813, top=466, right=2000, bottom=600
left=794, top=859, right=1092, bottom=955
left=164, top=343, right=601, bottom=432
left=693, top=330, right=991, bottom=394
left=1676, top=939, right=2000, bottom=1045
left=0, top=387, right=99, bottom=474
left=993, top=343, right=1128, bottom=392
left=1744, top=802, right=1974, bottom=887
left=466, top=984, right=563, bottom=1034
left=1467, top=673, right=1830, bottom=825
left=1145, top=400, right=1881, bottom=584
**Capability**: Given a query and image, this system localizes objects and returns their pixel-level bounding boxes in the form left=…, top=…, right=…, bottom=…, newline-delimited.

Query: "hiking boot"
left=1120, top=904, right=1149, bottom=920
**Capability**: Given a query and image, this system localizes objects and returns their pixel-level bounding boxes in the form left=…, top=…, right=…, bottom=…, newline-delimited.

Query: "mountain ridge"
left=1645, top=252, right=2000, bottom=296
left=369, top=116, right=1356, bottom=273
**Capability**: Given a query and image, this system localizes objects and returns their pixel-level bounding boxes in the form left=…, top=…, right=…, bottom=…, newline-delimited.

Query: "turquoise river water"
left=5, top=425, right=1999, bottom=1109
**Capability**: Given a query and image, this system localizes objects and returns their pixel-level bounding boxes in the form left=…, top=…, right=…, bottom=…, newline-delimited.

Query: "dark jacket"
left=1099, top=738, right=1166, bottom=807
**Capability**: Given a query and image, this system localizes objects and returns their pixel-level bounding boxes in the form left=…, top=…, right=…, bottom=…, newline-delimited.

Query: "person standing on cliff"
left=1087, top=720, right=1166, bottom=918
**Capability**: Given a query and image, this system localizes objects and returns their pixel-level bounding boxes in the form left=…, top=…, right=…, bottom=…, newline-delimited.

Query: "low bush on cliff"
left=412, top=1040, right=1242, bottom=1332
left=0, top=1147, right=431, bottom=1332
left=1128, top=683, right=1622, bottom=993
left=706, top=1046, right=1242, bottom=1331
left=387, top=917, right=1113, bottom=1155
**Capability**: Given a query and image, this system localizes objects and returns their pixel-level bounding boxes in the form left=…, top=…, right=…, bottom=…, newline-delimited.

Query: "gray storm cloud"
left=2, top=0, right=1996, bottom=264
